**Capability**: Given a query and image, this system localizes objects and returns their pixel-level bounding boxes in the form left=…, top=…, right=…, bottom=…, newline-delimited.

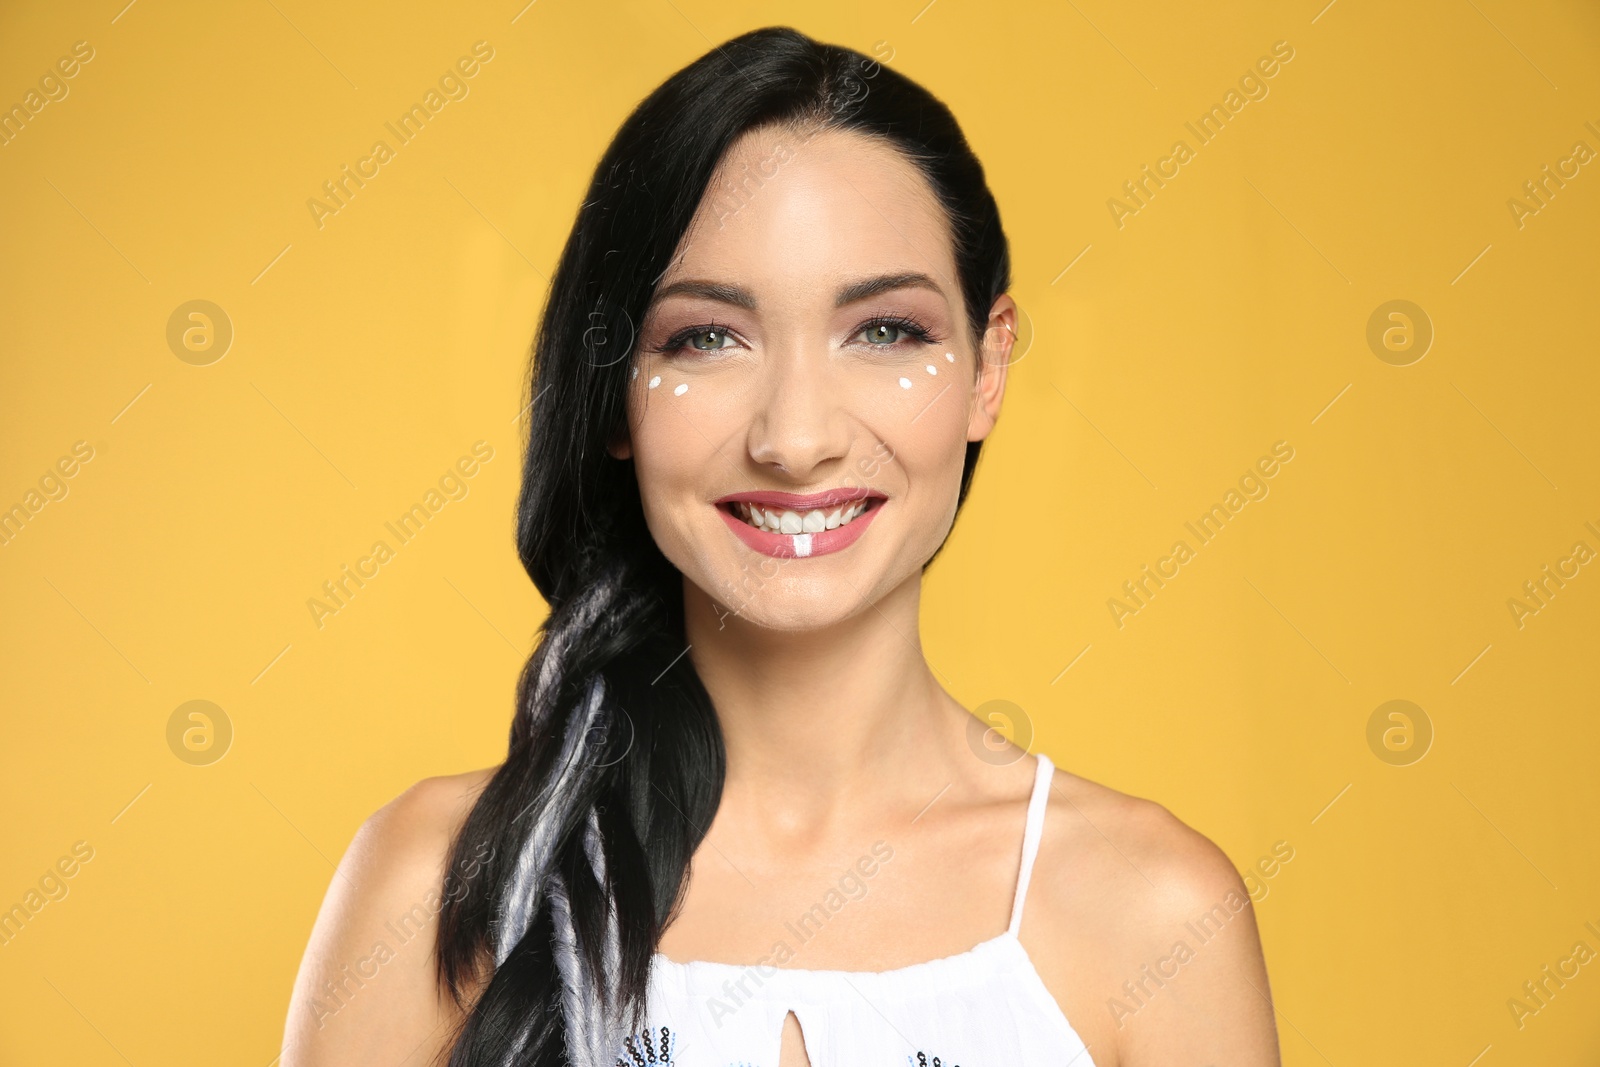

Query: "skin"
left=283, top=123, right=1280, bottom=1067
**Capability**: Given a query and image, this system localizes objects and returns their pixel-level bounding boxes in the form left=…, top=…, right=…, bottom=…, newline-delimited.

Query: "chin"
left=714, top=595, right=864, bottom=633
left=690, top=558, right=861, bottom=629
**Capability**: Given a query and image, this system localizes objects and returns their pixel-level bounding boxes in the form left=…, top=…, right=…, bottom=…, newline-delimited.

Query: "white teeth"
left=733, top=500, right=875, bottom=533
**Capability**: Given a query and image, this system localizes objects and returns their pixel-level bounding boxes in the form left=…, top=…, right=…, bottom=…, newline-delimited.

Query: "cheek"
left=842, top=348, right=963, bottom=423
left=628, top=360, right=752, bottom=470
left=903, top=423, right=969, bottom=534
left=625, top=369, right=740, bottom=536
left=631, top=359, right=751, bottom=420
left=854, top=373, right=970, bottom=559
left=871, top=351, right=971, bottom=465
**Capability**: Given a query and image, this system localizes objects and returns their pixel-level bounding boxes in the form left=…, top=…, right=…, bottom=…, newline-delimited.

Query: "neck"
left=682, top=567, right=957, bottom=828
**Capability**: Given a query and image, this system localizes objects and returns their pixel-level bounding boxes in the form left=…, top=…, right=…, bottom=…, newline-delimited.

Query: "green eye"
left=687, top=328, right=731, bottom=351
left=857, top=316, right=934, bottom=347
left=653, top=323, right=741, bottom=356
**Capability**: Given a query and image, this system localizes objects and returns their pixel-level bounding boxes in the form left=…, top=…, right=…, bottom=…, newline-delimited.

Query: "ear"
left=966, top=293, right=1016, bottom=442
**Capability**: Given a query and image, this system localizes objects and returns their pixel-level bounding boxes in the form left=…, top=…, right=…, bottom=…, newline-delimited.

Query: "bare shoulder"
left=1021, top=763, right=1281, bottom=1067
left=352, top=768, right=498, bottom=874
left=281, top=766, right=499, bottom=1067
left=1040, top=765, right=1245, bottom=902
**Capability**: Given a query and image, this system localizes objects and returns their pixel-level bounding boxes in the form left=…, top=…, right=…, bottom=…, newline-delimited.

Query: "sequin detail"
left=616, top=1024, right=675, bottom=1065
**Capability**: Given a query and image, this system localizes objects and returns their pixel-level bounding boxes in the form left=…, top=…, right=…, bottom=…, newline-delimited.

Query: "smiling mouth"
left=722, top=497, right=880, bottom=533
left=712, top=490, right=888, bottom=559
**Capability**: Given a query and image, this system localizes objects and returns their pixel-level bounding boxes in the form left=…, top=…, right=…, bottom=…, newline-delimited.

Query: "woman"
left=283, top=25, right=1280, bottom=1067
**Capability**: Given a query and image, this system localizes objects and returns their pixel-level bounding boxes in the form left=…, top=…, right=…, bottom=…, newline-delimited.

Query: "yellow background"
left=2, top=0, right=1597, bottom=1063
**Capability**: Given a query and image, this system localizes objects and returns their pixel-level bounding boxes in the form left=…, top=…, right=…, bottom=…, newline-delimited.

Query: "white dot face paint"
left=632, top=365, right=639, bottom=379
left=945, top=351, right=955, bottom=362
left=898, top=377, right=912, bottom=389
left=674, top=382, right=688, bottom=396
left=649, top=375, right=661, bottom=389
left=925, top=364, right=937, bottom=375
left=792, top=533, right=812, bottom=557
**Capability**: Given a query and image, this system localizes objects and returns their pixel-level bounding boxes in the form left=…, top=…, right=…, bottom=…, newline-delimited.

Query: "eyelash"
left=652, top=321, right=739, bottom=356
left=652, top=314, right=942, bottom=355
left=859, top=314, right=942, bottom=347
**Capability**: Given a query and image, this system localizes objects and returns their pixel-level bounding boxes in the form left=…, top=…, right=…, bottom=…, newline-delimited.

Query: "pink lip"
left=716, top=487, right=887, bottom=511
left=716, top=496, right=885, bottom=559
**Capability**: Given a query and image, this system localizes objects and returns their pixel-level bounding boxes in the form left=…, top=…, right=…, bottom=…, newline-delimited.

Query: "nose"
left=745, top=341, right=852, bottom=478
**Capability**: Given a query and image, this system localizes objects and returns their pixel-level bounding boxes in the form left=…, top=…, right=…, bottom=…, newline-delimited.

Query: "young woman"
left=283, top=25, right=1280, bottom=1067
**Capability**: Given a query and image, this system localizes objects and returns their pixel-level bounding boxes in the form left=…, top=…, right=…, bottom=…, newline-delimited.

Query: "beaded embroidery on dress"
left=623, top=753, right=1096, bottom=1067
left=615, top=1024, right=676, bottom=1065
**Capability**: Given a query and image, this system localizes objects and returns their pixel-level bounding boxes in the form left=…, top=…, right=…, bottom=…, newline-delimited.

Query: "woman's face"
left=609, top=124, right=1013, bottom=631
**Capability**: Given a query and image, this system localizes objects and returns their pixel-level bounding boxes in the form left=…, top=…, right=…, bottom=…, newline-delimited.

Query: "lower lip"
left=716, top=500, right=884, bottom=559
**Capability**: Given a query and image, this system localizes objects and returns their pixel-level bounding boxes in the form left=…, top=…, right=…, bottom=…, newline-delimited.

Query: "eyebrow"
left=650, top=271, right=945, bottom=311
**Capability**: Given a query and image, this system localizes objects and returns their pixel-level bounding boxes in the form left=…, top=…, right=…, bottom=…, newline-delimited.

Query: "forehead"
left=659, top=124, right=959, bottom=303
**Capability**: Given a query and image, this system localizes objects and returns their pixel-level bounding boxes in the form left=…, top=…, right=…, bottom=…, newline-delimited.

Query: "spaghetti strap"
left=1007, top=752, right=1055, bottom=937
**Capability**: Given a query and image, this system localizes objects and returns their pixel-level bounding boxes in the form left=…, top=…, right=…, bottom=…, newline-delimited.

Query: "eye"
left=855, top=315, right=938, bottom=347
left=656, top=324, right=740, bottom=355
left=685, top=327, right=734, bottom=351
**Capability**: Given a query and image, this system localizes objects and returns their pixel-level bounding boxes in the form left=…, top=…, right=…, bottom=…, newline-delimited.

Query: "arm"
left=1114, top=826, right=1281, bottom=1066
left=1025, top=776, right=1282, bottom=1067
left=280, top=771, right=493, bottom=1067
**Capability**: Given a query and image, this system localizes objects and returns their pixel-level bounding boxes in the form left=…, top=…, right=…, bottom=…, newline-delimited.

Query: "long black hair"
left=434, top=24, right=1011, bottom=1066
